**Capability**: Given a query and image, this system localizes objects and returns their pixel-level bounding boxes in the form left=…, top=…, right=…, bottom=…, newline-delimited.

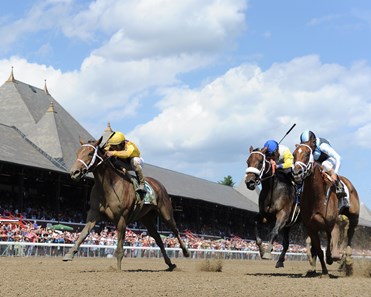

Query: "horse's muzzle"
left=245, top=174, right=257, bottom=190
left=292, top=170, right=303, bottom=185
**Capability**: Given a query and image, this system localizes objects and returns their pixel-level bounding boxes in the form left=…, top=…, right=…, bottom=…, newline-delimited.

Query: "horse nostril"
left=70, top=170, right=80, bottom=178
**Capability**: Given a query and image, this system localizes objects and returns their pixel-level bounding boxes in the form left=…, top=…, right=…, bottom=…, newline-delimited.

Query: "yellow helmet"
left=107, top=131, right=125, bottom=145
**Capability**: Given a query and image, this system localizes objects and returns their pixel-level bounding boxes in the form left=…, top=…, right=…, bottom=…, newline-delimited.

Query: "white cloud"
left=65, top=0, right=247, bottom=59
left=130, top=55, right=371, bottom=181
left=0, top=0, right=73, bottom=52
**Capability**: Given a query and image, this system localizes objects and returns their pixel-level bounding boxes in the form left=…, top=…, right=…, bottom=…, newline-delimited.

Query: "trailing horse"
left=292, top=143, right=359, bottom=276
left=63, top=137, right=190, bottom=270
left=245, top=146, right=299, bottom=268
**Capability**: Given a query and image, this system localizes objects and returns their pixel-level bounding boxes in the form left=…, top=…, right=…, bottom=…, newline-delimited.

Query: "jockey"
left=104, top=131, right=146, bottom=193
left=263, top=139, right=293, bottom=175
left=299, top=130, right=347, bottom=205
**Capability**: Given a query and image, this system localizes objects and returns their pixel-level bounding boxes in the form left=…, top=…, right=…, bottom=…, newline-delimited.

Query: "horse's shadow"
left=125, top=268, right=173, bottom=273
left=80, top=268, right=173, bottom=273
left=245, top=272, right=339, bottom=279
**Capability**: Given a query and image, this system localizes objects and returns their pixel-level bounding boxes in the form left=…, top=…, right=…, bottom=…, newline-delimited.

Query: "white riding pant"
left=131, top=157, right=144, bottom=171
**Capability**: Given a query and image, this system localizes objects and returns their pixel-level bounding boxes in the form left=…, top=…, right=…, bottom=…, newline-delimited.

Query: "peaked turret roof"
left=0, top=69, right=93, bottom=170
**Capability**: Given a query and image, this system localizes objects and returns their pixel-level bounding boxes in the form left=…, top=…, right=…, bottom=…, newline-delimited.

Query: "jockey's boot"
left=335, top=178, right=349, bottom=212
left=135, top=169, right=147, bottom=194
left=335, top=178, right=346, bottom=198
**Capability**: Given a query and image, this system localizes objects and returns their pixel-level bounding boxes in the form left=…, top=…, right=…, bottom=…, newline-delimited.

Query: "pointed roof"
left=0, top=69, right=94, bottom=170
left=44, top=79, right=50, bottom=96
left=6, top=66, right=15, bottom=82
left=101, top=121, right=113, bottom=145
left=235, top=179, right=259, bottom=206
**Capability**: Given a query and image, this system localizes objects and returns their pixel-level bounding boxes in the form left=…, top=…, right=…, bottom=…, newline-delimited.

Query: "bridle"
left=76, top=144, right=104, bottom=177
left=292, top=143, right=314, bottom=183
left=245, top=151, right=272, bottom=185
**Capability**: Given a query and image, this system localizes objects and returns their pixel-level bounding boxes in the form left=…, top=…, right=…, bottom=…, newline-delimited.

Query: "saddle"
left=320, top=170, right=350, bottom=210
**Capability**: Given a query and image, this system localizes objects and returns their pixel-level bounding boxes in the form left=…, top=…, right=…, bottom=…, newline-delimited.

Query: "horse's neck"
left=302, top=164, right=328, bottom=201
left=93, top=161, right=131, bottom=190
left=260, top=169, right=275, bottom=189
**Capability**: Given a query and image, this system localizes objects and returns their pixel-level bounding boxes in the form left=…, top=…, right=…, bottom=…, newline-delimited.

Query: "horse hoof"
left=62, top=255, right=73, bottom=262
left=326, top=257, right=333, bottom=265
left=262, top=252, right=272, bottom=260
left=345, top=264, right=353, bottom=276
left=166, top=264, right=176, bottom=271
left=275, top=261, right=284, bottom=268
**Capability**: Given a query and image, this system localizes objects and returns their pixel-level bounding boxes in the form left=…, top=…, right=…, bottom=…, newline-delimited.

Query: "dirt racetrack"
left=0, top=257, right=370, bottom=297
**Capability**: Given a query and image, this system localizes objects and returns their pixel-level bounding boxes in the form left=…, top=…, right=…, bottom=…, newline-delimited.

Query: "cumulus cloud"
left=0, top=0, right=248, bottom=134
left=65, top=0, right=247, bottom=59
left=130, top=55, right=371, bottom=179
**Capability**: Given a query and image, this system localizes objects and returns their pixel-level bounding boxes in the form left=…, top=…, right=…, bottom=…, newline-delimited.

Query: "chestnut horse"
left=63, top=137, right=190, bottom=270
left=292, top=143, right=359, bottom=276
left=245, top=146, right=299, bottom=268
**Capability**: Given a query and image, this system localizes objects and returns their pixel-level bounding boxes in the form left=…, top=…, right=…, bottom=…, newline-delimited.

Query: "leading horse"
left=292, top=143, right=359, bottom=276
left=245, top=146, right=299, bottom=268
left=63, top=137, right=190, bottom=270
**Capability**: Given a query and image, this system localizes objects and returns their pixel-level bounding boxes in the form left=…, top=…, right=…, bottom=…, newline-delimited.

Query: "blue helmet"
left=300, top=130, right=316, bottom=143
left=263, top=139, right=279, bottom=156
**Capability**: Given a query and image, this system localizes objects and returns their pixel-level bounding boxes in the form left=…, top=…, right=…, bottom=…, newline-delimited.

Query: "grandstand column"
left=16, top=172, right=25, bottom=210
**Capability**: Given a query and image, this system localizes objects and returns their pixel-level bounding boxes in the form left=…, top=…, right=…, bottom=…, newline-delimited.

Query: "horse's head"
left=245, top=146, right=269, bottom=190
left=292, top=143, right=314, bottom=184
left=70, top=137, right=104, bottom=181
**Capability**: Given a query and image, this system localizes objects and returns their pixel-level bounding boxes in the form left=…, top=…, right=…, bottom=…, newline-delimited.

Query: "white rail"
left=1, top=242, right=370, bottom=261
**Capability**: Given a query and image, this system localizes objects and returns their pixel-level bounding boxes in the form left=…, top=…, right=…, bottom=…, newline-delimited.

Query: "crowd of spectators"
left=1, top=203, right=370, bottom=257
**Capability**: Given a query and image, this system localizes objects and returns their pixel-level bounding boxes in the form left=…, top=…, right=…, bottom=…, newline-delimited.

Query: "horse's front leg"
left=63, top=209, right=100, bottom=261
left=254, top=214, right=265, bottom=259
left=276, top=226, right=290, bottom=268
left=264, top=211, right=288, bottom=261
left=329, top=222, right=340, bottom=263
left=114, top=215, right=127, bottom=271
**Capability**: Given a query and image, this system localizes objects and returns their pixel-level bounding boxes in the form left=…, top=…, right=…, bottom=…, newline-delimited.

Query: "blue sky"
left=1, top=0, right=371, bottom=210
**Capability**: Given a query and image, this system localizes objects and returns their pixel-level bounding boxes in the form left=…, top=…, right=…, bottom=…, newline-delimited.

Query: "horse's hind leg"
left=344, top=215, right=358, bottom=276
left=158, top=203, right=190, bottom=258
left=140, top=212, right=176, bottom=271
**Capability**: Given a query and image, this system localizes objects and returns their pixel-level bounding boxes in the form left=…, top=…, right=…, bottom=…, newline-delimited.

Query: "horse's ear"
left=79, top=137, right=85, bottom=145
left=96, top=136, right=103, bottom=147
left=249, top=145, right=253, bottom=153
left=262, top=146, right=268, bottom=154
left=295, top=144, right=298, bottom=147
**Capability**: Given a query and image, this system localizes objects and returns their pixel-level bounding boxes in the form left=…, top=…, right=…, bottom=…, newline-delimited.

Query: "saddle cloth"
left=130, top=177, right=157, bottom=205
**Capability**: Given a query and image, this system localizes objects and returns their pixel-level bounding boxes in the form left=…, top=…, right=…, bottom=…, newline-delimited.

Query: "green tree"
left=218, top=175, right=235, bottom=187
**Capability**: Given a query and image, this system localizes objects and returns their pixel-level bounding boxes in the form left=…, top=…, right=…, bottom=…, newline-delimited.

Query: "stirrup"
left=136, top=184, right=147, bottom=193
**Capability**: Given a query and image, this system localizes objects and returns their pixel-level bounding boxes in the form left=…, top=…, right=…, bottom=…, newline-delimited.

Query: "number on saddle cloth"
left=130, top=177, right=156, bottom=204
